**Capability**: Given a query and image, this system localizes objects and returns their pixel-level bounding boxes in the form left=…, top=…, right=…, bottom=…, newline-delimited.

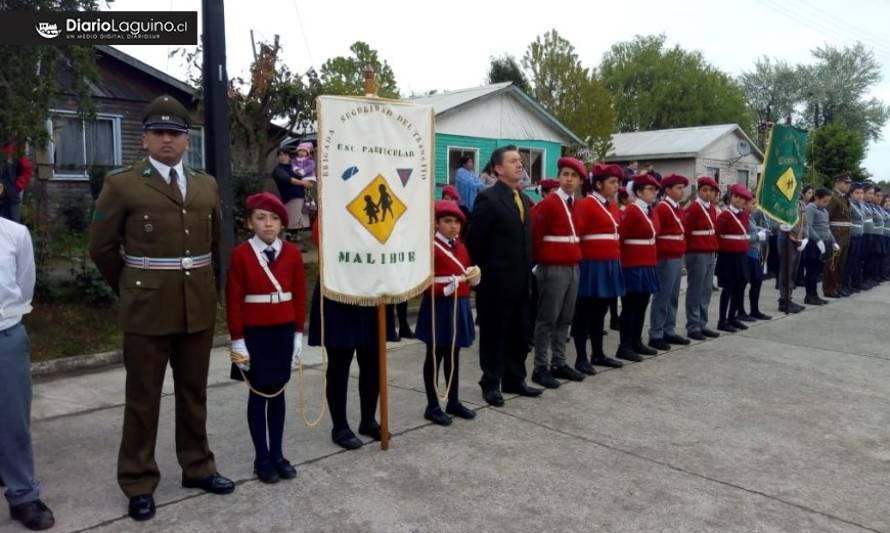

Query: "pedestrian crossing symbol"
left=776, top=167, right=797, bottom=201
left=346, top=174, right=407, bottom=244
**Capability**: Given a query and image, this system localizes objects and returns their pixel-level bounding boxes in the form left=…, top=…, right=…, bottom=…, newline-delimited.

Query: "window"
left=49, top=111, right=121, bottom=179
left=518, top=147, right=545, bottom=185
left=447, top=147, right=479, bottom=184
left=706, top=166, right=720, bottom=179
left=737, top=169, right=750, bottom=187
left=186, top=127, right=205, bottom=169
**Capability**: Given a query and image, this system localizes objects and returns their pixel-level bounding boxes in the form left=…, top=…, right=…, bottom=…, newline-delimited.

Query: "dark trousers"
left=865, top=248, right=885, bottom=282
left=844, top=236, right=863, bottom=290
left=423, top=345, right=459, bottom=408
left=476, top=286, right=530, bottom=392
left=118, top=329, right=217, bottom=497
left=744, top=256, right=764, bottom=315
left=767, top=234, right=780, bottom=277
left=325, top=346, right=378, bottom=432
left=396, top=301, right=411, bottom=330
left=247, top=391, right=286, bottom=465
left=823, top=228, right=850, bottom=296
left=777, top=234, right=802, bottom=304
left=719, top=282, right=745, bottom=323
left=572, top=297, right=612, bottom=362
left=619, top=292, right=651, bottom=348
left=804, top=257, right=824, bottom=297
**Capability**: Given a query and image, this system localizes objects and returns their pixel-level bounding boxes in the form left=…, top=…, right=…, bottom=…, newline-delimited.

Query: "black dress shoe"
left=648, top=338, right=671, bottom=351
left=717, top=321, right=737, bottom=333
left=701, top=328, right=720, bottom=338
left=750, top=311, right=772, bottom=320
left=254, top=461, right=280, bottom=484
left=274, top=459, right=297, bottom=480
left=127, top=495, right=155, bottom=522
left=823, top=292, right=840, bottom=299
left=664, top=333, right=691, bottom=345
left=736, top=313, right=756, bottom=322
left=574, top=358, right=597, bottom=375
left=839, top=289, right=851, bottom=297
left=482, top=389, right=505, bottom=407
left=399, top=326, right=415, bottom=339
left=445, top=402, right=476, bottom=419
left=502, top=382, right=543, bottom=397
left=424, top=406, right=452, bottom=426
left=359, top=420, right=389, bottom=441
left=591, top=356, right=624, bottom=368
left=551, top=364, right=585, bottom=382
left=687, top=331, right=706, bottom=341
left=11, top=499, right=55, bottom=530
left=729, top=319, right=748, bottom=330
left=633, top=342, right=658, bottom=356
left=332, top=428, right=363, bottom=450
left=531, top=367, right=561, bottom=389
left=616, top=345, right=643, bottom=362
left=804, top=295, right=824, bottom=306
left=182, top=473, right=235, bottom=494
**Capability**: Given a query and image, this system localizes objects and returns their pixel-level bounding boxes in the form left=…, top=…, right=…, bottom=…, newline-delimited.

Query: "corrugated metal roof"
left=607, top=124, right=760, bottom=160
left=409, top=82, right=512, bottom=114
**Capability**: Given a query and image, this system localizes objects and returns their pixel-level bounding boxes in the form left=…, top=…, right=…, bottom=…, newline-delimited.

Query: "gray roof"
left=607, top=124, right=763, bottom=161
left=95, top=45, right=195, bottom=97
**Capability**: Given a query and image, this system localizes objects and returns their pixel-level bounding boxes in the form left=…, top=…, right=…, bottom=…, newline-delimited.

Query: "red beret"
left=696, top=176, right=719, bottom=191
left=540, top=178, right=560, bottom=191
left=435, top=199, right=465, bottom=223
left=661, top=174, right=689, bottom=188
left=246, top=192, right=289, bottom=227
left=729, top=183, right=753, bottom=201
left=592, top=163, right=624, bottom=179
left=557, top=157, right=587, bottom=180
left=631, top=173, right=661, bottom=192
left=442, top=184, right=461, bottom=202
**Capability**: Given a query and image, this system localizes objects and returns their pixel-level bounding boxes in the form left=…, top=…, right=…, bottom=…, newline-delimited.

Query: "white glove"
left=817, top=240, right=826, bottom=254
left=291, top=332, right=303, bottom=369
left=531, top=265, right=538, bottom=275
left=296, top=168, right=305, bottom=176
left=757, top=230, right=767, bottom=241
left=468, top=266, right=482, bottom=287
left=832, top=242, right=840, bottom=252
left=443, top=275, right=459, bottom=297
left=231, top=338, right=250, bottom=372
left=797, top=238, right=809, bottom=252
left=779, top=223, right=792, bottom=232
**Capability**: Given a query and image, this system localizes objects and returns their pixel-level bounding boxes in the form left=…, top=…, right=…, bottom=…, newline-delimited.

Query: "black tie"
left=448, top=240, right=456, bottom=249
left=264, top=247, right=275, bottom=263
left=646, top=205, right=652, bottom=216
left=566, top=197, right=573, bottom=209
left=169, top=168, right=183, bottom=203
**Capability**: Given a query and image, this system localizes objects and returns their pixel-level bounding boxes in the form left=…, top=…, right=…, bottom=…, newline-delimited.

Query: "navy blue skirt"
left=622, top=266, right=660, bottom=294
left=716, top=251, right=748, bottom=286
left=307, top=280, right=397, bottom=348
left=578, top=259, right=626, bottom=299
left=230, top=323, right=294, bottom=389
left=415, top=294, right=475, bottom=348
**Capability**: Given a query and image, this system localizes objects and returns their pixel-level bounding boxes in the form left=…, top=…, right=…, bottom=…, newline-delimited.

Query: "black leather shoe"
left=574, top=358, right=597, bottom=375
left=701, top=328, right=720, bottom=338
left=648, top=338, right=671, bottom=351
left=332, top=428, right=363, bottom=450
left=736, top=313, right=756, bottom=322
left=551, top=364, right=585, bottom=382
left=717, top=321, right=737, bottom=333
left=531, top=367, right=561, bottom=389
left=839, top=289, right=851, bottom=297
left=182, top=473, right=235, bottom=494
left=254, top=461, right=280, bottom=484
left=729, top=319, right=748, bottom=330
left=633, top=342, right=658, bottom=356
left=616, top=345, right=643, bottom=362
left=750, top=311, right=772, bottom=320
left=482, top=389, right=505, bottom=407
left=687, top=331, right=706, bottom=341
left=823, top=292, right=840, bottom=299
left=127, top=495, right=155, bottom=522
left=445, top=402, right=476, bottom=419
left=591, top=356, right=624, bottom=368
left=424, top=406, right=453, bottom=426
left=664, top=333, right=691, bottom=345
left=399, top=326, right=415, bottom=339
left=804, top=295, right=825, bottom=306
left=11, top=499, right=55, bottom=530
left=274, top=459, right=297, bottom=480
left=359, top=420, right=389, bottom=441
left=502, top=382, right=543, bottom=397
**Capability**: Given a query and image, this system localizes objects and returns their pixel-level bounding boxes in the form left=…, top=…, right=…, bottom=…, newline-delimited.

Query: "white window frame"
left=186, top=126, right=205, bottom=169
left=517, top=146, right=546, bottom=185
left=736, top=169, right=750, bottom=187
left=47, top=109, right=122, bottom=180
left=706, top=166, right=720, bottom=178
left=446, top=145, right=480, bottom=184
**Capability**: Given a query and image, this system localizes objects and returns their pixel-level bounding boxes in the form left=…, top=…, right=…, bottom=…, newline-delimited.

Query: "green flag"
left=755, top=124, right=808, bottom=225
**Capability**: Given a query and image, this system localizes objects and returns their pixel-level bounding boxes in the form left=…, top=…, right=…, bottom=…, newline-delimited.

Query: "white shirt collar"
left=696, top=197, right=711, bottom=209
left=555, top=188, right=572, bottom=202
left=591, top=191, right=608, bottom=204
left=148, top=156, right=185, bottom=184
left=664, top=196, right=679, bottom=209
left=634, top=198, right=650, bottom=211
left=249, top=235, right=282, bottom=256
left=729, top=205, right=741, bottom=214
left=435, top=232, right=456, bottom=246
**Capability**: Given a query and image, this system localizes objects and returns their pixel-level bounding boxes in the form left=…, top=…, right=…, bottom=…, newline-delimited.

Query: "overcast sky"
left=110, top=0, right=890, bottom=178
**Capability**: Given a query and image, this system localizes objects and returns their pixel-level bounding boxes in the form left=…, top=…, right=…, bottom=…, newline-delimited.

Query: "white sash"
left=695, top=199, right=715, bottom=232
left=434, top=240, right=468, bottom=276
left=253, top=248, right=285, bottom=295
left=631, top=203, right=656, bottom=239
left=660, top=200, right=685, bottom=234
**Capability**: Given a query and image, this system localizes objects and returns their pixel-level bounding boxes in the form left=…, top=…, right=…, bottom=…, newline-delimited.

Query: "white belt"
left=125, top=253, right=212, bottom=270
left=830, top=222, right=852, bottom=227
left=720, top=235, right=748, bottom=240
left=657, top=235, right=684, bottom=241
left=542, top=235, right=580, bottom=243
left=0, top=303, right=32, bottom=319
left=581, top=233, right=618, bottom=241
left=625, top=238, right=655, bottom=245
left=690, top=229, right=716, bottom=236
left=433, top=275, right=467, bottom=283
left=852, top=223, right=863, bottom=227
left=244, top=292, right=293, bottom=304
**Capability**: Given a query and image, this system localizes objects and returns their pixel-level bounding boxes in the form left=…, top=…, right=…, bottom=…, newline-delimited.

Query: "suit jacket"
left=89, top=158, right=221, bottom=335
left=465, top=179, right=533, bottom=301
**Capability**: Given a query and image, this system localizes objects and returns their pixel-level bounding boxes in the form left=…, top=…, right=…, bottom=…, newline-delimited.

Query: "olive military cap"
left=142, top=94, right=191, bottom=133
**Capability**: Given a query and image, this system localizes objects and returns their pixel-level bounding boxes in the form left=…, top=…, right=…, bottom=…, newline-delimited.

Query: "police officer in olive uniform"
left=823, top=174, right=853, bottom=298
left=88, top=95, right=235, bottom=522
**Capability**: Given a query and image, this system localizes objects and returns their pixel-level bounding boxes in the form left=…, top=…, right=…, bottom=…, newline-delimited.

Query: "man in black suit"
left=466, top=145, right=543, bottom=407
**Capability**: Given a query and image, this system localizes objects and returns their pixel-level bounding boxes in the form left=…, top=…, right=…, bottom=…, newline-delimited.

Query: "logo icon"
left=346, top=174, right=407, bottom=244
left=341, top=166, right=359, bottom=181
left=35, top=22, right=61, bottom=39
left=776, top=167, right=797, bottom=201
left=396, top=168, right=413, bottom=187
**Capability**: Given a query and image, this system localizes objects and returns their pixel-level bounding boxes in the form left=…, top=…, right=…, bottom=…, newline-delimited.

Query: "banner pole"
left=783, top=229, right=792, bottom=314
left=377, top=303, right=390, bottom=450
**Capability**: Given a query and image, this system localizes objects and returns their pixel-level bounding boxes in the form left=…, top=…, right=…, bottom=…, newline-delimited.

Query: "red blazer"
left=532, top=192, right=582, bottom=266
left=717, top=209, right=750, bottom=253
left=226, top=240, right=307, bottom=340
left=653, top=199, right=686, bottom=259
left=620, top=202, right=659, bottom=268
left=575, top=194, right=621, bottom=261
left=429, top=236, right=474, bottom=298
left=684, top=200, right=719, bottom=253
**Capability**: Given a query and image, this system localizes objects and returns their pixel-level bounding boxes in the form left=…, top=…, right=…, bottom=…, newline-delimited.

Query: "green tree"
left=808, top=123, right=868, bottom=186
left=739, top=57, right=801, bottom=146
left=319, top=41, right=399, bottom=98
left=598, top=34, right=753, bottom=134
left=487, top=54, right=529, bottom=93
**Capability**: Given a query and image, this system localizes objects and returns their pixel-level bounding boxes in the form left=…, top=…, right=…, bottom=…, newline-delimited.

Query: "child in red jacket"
left=226, top=193, right=306, bottom=484
left=716, top=184, right=752, bottom=332
left=415, top=200, right=479, bottom=426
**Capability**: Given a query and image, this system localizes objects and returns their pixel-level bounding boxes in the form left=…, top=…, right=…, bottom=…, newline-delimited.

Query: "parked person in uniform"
left=716, top=185, right=753, bottom=332
left=684, top=177, right=721, bottom=340
left=802, top=188, right=839, bottom=305
left=822, top=175, right=852, bottom=298
left=741, top=200, right=771, bottom=320
left=845, top=183, right=866, bottom=293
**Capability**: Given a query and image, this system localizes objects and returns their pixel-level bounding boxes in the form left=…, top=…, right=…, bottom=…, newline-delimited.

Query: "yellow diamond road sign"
left=776, top=167, right=798, bottom=201
left=346, top=174, right=407, bottom=244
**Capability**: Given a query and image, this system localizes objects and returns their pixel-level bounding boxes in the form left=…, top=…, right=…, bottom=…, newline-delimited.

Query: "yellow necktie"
left=513, top=190, right=525, bottom=222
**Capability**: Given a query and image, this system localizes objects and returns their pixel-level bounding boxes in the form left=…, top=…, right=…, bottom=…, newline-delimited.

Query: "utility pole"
left=202, top=0, right=235, bottom=284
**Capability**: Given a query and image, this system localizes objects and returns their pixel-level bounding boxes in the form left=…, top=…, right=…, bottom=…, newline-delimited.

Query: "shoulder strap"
left=434, top=241, right=468, bottom=274
left=252, top=247, right=284, bottom=294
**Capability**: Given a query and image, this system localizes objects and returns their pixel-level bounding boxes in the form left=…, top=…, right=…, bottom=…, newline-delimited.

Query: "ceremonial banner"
left=317, top=95, right=434, bottom=305
left=756, top=124, right=808, bottom=226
